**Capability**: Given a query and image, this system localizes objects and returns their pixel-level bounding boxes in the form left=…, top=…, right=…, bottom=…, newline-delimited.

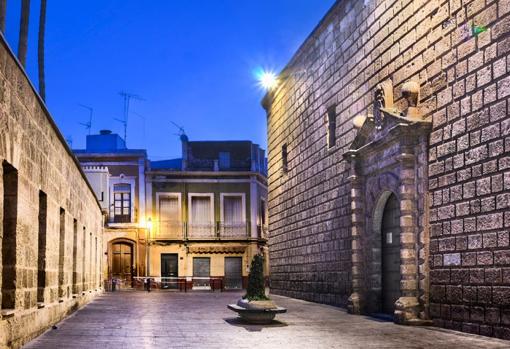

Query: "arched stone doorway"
left=109, top=239, right=136, bottom=288
left=374, top=192, right=401, bottom=314
left=345, top=80, right=432, bottom=324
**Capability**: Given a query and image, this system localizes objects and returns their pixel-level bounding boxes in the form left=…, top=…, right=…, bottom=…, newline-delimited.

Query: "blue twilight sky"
left=4, top=1, right=334, bottom=159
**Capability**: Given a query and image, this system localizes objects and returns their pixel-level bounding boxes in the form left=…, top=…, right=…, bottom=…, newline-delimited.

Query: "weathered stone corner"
left=347, top=292, right=362, bottom=315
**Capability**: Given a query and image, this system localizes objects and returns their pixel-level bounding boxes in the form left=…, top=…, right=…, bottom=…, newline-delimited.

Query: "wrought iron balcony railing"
left=155, top=220, right=184, bottom=240
left=219, top=222, right=248, bottom=239
left=187, top=223, right=216, bottom=239
left=143, top=220, right=256, bottom=241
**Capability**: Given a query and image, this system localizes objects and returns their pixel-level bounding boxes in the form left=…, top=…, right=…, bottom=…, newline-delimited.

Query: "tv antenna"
left=117, top=91, right=144, bottom=143
left=170, top=121, right=186, bottom=137
left=78, top=104, right=93, bottom=135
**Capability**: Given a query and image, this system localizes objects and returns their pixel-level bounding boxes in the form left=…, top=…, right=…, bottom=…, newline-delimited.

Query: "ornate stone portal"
left=344, top=80, right=432, bottom=325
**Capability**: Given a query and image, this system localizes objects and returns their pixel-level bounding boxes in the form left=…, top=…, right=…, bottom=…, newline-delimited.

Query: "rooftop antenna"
left=170, top=121, right=186, bottom=138
left=118, top=91, right=144, bottom=143
left=78, top=104, right=93, bottom=135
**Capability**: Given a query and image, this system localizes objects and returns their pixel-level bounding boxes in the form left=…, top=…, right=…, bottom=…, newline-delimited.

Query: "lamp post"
left=146, top=217, right=152, bottom=292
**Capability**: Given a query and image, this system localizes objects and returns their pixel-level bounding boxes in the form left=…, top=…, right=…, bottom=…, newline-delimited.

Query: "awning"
left=188, top=245, right=246, bottom=254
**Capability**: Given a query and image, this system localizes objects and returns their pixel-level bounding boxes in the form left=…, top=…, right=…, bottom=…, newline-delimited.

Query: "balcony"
left=187, top=223, right=216, bottom=239
left=145, top=221, right=254, bottom=241
left=219, top=222, right=248, bottom=239
left=154, top=220, right=184, bottom=240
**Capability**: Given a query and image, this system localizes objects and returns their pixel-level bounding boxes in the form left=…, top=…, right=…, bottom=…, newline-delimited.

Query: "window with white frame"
left=158, top=194, right=181, bottom=237
left=221, top=194, right=246, bottom=237
left=189, top=194, right=214, bottom=237
left=113, top=183, right=131, bottom=223
left=224, top=196, right=243, bottom=223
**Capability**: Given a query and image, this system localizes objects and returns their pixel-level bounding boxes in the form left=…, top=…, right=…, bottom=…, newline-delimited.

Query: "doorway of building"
left=111, top=242, right=133, bottom=288
left=224, top=257, right=242, bottom=289
left=161, top=254, right=178, bottom=289
left=193, top=257, right=210, bottom=289
left=381, top=194, right=401, bottom=314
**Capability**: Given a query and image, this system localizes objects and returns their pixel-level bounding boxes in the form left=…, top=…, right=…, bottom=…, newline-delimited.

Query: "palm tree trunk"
left=18, top=0, right=30, bottom=67
left=0, top=0, right=7, bottom=34
left=38, top=0, right=46, bottom=101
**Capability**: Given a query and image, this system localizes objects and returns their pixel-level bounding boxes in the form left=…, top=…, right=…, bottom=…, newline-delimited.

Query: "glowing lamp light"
left=253, top=67, right=278, bottom=91
left=256, top=69, right=278, bottom=91
left=146, top=217, right=152, bottom=231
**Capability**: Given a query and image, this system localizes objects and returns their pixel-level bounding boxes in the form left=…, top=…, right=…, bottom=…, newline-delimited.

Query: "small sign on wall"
left=386, top=232, right=392, bottom=244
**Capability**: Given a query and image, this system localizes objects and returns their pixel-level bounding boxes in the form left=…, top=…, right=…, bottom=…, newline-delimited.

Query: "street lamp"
left=259, top=71, right=278, bottom=90
left=255, top=68, right=278, bottom=91
left=146, top=217, right=152, bottom=292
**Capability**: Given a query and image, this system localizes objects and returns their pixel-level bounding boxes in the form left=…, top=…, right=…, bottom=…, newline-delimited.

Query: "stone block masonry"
left=0, top=34, right=103, bottom=348
left=263, top=0, right=510, bottom=339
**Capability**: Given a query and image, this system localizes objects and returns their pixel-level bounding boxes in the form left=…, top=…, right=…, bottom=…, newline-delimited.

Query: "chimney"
left=180, top=134, right=189, bottom=170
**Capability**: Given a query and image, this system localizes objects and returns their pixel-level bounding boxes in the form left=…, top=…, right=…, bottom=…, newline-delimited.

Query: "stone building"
left=0, top=37, right=103, bottom=347
left=263, top=0, right=510, bottom=338
left=146, top=137, right=268, bottom=289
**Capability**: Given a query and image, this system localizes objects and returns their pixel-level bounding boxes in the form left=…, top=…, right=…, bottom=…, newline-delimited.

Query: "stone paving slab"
left=23, top=291, right=510, bottom=348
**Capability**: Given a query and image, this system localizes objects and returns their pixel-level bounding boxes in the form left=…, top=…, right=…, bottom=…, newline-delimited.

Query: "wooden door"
left=112, top=242, right=133, bottom=287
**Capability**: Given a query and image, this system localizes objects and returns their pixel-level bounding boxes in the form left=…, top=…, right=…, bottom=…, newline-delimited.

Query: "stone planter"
left=228, top=299, right=287, bottom=324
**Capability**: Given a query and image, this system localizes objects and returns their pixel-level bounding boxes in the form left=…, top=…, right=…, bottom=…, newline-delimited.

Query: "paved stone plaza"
left=23, top=291, right=510, bottom=349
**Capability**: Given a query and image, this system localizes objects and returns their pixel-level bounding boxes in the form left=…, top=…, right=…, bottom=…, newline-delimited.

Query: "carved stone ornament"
left=373, top=79, right=394, bottom=129
left=401, top=80, right=421, bottom=119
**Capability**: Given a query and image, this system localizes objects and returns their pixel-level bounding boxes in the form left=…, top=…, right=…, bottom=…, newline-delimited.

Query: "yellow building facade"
left=75, top=133, right=268, bottom=290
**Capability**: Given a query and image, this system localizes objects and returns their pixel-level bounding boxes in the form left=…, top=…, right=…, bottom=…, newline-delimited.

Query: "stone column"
left=346, top=154, right=364, bottom=314
left=394, top=149, right=420, bottom=324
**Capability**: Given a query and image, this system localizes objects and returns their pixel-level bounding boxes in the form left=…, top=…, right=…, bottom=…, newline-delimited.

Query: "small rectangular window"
left=281, top=144, right=288, bottom=173
left=327, top=106, right=336, bottom=148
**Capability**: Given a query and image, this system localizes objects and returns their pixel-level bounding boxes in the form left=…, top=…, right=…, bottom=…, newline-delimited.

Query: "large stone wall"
left=0, top=36, right=103, bottom=348
left=264, top=0, right=510, bottom=338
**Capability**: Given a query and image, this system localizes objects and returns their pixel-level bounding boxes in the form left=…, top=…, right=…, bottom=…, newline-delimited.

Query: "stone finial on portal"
left=401, top=80, right=421, bottom=119
left=375, top=79, right=394, bottom=109
left=373, top=79, right=393, bottom=129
